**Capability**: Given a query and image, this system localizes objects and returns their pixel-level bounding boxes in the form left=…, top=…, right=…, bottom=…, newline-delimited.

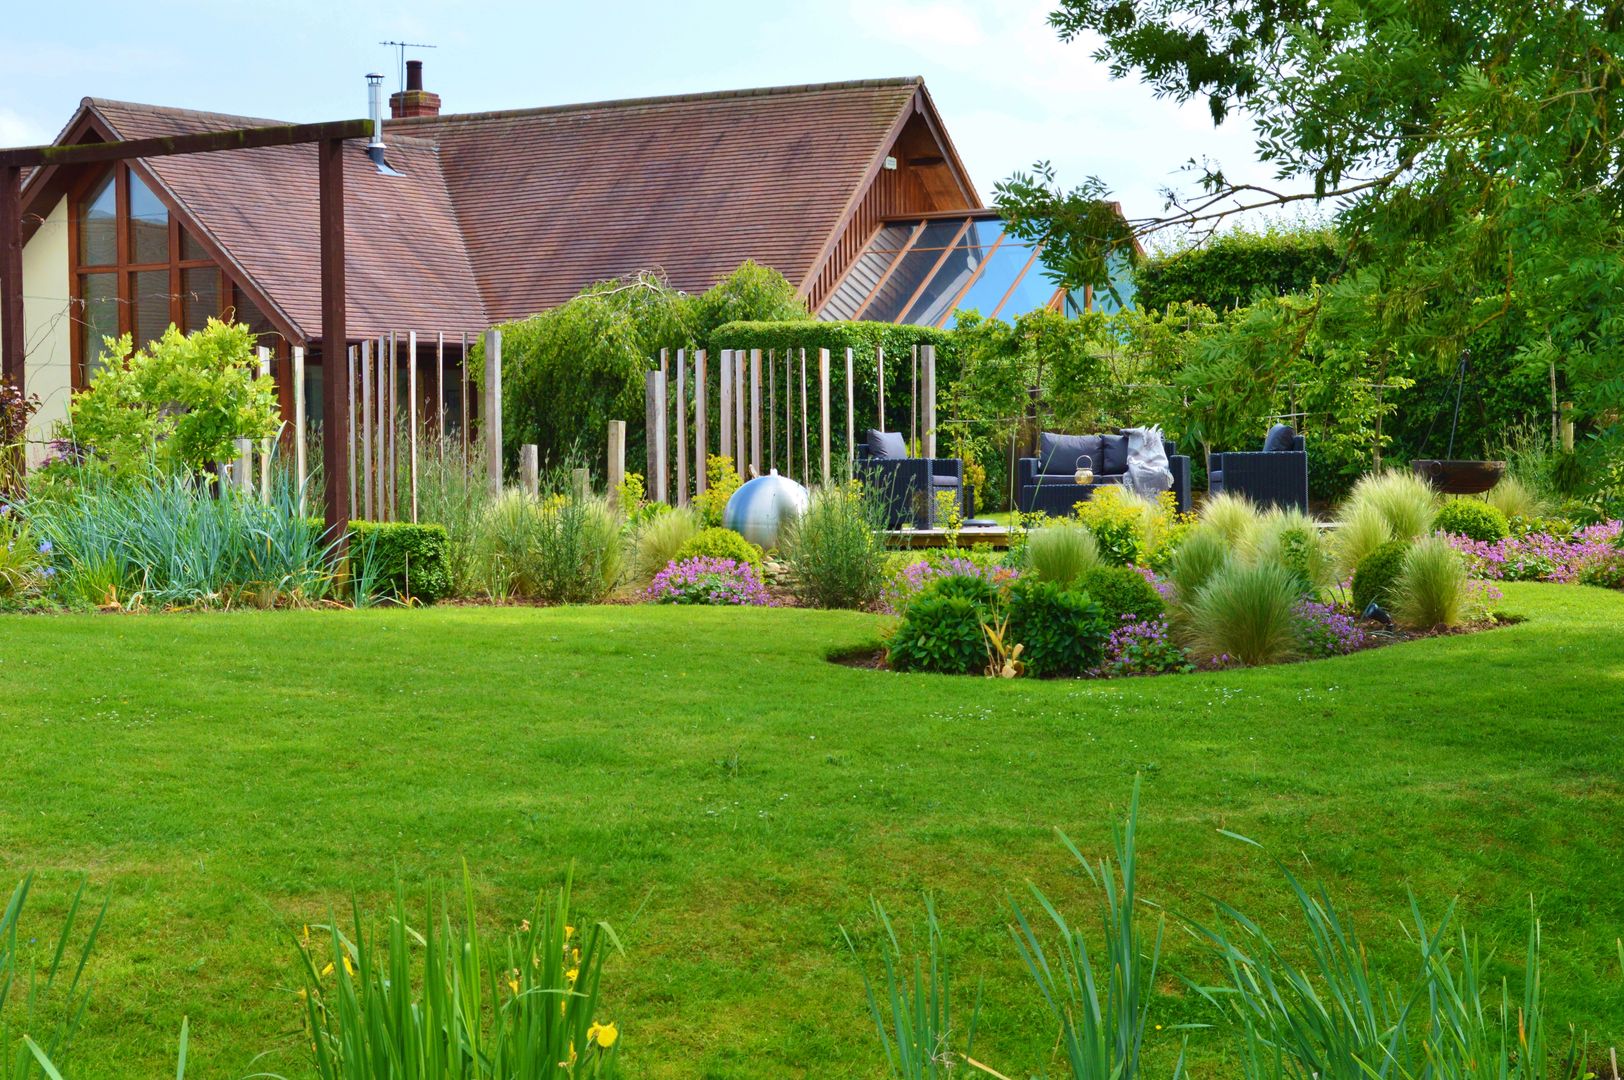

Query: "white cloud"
left=0, top=109, right=50, bottom=150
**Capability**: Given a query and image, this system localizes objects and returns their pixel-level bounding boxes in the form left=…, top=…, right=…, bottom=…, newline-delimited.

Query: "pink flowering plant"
left=646, top=556, right=775, bottom=606
left=1292, top=599, right=1367, bottom=658
left=1444, top=519, right=1622, bottom=586
left=880, top=556, right=1020, bottom=615
left=1102, top=615, right=1193, bottom=676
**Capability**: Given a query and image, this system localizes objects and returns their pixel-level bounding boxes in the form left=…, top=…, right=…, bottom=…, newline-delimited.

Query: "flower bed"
left=646, top=556, right=776, bottom=606
left=1445, top=520, right=1624, bottom=587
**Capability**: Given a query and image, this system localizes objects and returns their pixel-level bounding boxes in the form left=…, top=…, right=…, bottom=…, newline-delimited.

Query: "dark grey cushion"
left=1263, top=424, right=1297, bottom=453
left=1100, top=434, right=1129, bottom=474
left=866, top=429, right=908, bottom=460
left=930, top=474, right=961, bottom=487
left=1039, top=432, right=1101, bottom=475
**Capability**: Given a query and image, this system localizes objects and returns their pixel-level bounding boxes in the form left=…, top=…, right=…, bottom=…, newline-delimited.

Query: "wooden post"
left=911, top=344, right=919, bottom=453
left=376, top=338, right=387, bottom=520
left=407, top=330, right=419, bottom=523
left=749, top=348, right=762, bottom=477
left=460, top=330, right=470, bottom=453
left=520, top=444, right=539, bottom=497
left=607, top=419, right=626, bottom=494
left=346, top=345, right=357, bottom=521
left=233, top=438, right=252, bottom=493
left=571, top=467, right=590, bottom=500
left=769, top=350, right=777, bottom=473
left=735, top=349, right=746, bottom=476
left=719, top=349, right=733, bottom=464
left=0, top=165, right=24, bottom=391
left=293, top=345, right=307, bottom=517
left=257, top=345, right=273, bottom=504
left=646, top=369, right=669, bottom=503
left=785, top=348, right=794, bottom=479
left=317, top=135, right=349, bottom=534
left=819, top=347, right=831, bottom=484
left=675, top=348, right=688, bottom=506
left=845, top=346, right=855, bottom=471
left=435, top=331, right=445, bottom=443
left=484, top=329, right=503, bottom=494
left=1561, top=402, right=1575, bottom=453
left=694, top=350, right=708, bottom=495
left=923, top=344, right=937, bottom=459
left=876, top=346, right=885, bottom=427
left=800, top=348, right=809, bottom=484
left=361, top=338, right=374, bottom=520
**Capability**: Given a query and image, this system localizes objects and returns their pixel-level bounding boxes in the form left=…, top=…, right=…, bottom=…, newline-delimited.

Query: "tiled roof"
left=70, top=78, right=929, bottom=340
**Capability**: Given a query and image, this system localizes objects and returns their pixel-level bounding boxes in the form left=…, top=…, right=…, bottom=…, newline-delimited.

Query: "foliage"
left=1134, top=225, right=1343, bottom=312
left=24, top=470, right=338, bottom=609
left=1483, top=477, right=1544, bottom=525
left=1198, top=491, right=1262, bottom=550
left=0, top=380, right=39, bottom=498
left=1074, top=563, right=1166, bottom=625
left=1293, top=599, right=1368, bottom=658
left=993, top=162, right=1140, bottom=300
left=474, top=492, right=624, bottom=603
left=1025, top=524, right=1101, bottom=588
left=416, top=436, right=492, bottom=598
left=1342, top=470, right=1437, bottom=544
left=295, top=870, right=622, bottom=1079
left=1447, top=520, right=1624, bottom=585
left=1004, top=577, right=1110, bottom=677
left=1184, top=561, right=1301, bottom=666
left=64, top=320, right=277, bottom=478
left=629, top=506, right=700, bottom=587
left=1332, top=502, right=1394, bottom=578
left=879, top=555, right=1017, bottom=616
left=1, top=874, right=108, bottom=1079
left=886, top=594, right=988, bottom=675
left=692, top=455, right=742, bottom=529
left=348, top=521, right=452, bottom=605
left=780, top=482, right=886, bottom=609
left=1351, top=540, right=1411, bottom=613
left=918, top=572, right=1004, bottom=616
left=1434, top=497, right=1510, bottom=544
left=1069, top=486, right=1151, bottom=565
left=0, top=510, right=49, bottom=603
left=645, top=556, right=774, bottom=607
left=1249, top=507, right=1332, bottom=593
left=1167, top=526, right=1231, bottom=609
left=686, top=260, right=808, bottom=332
left=1103, top=616, right=1193, bottom=676
left=674, top=527, right=763, bottom=577
left=1392, top=536, right=1470, bottom=629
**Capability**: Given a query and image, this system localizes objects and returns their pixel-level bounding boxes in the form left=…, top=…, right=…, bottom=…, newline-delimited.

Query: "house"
left=7, top=67, right=1090, bottom=452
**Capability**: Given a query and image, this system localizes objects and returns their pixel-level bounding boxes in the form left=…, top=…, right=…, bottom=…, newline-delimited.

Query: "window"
left=68, top=163, right=280, bottom=387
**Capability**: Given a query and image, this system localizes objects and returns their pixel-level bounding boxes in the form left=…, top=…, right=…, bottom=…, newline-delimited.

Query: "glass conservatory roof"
left=818, top=212, right=1135, bottom=327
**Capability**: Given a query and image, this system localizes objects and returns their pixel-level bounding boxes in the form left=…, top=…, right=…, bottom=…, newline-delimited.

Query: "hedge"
left=1134, top=228, right=1342, bottom=312
left=349, top=521, right=452, bottom=603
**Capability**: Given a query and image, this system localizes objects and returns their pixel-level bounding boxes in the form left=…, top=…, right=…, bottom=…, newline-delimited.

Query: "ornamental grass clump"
left=1167, top=525, right=1230, bottom=607
left=630, top=506, right=699, bottom=587
left=1250, top=506, right=1332, bottom=593
left=1184, top=561, right=1301, bottom=666
left=1391, top=535, right=1469, bottom=629
left=1026, top=524, right=1101, bottom=588
left=1343, top=469, right=1437, bottom=542
left=645, top=556, right=774, bottom=606
left=295, top=869, right=622, bottom=1079
left=1483, top=475, right=1543, bottom=522
left=1332, top=501, right=1394, bottom=576
left=475, top=491, right=624, bottom=603
left=780, top=482, right=886, bottom=608
left=1199, top=490, right=1263, bottom=550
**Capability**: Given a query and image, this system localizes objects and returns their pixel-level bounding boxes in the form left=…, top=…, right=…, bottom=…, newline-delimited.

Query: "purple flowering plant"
left=1292, top=599, right=1367, bottom=658
left=880, top=556, right=1019, bottom=614
left=1102, top=615, right=1193, bottom=676
left=1444, top=519, right=1622, bottom=586
left=646, top=556, right=775, bottom=607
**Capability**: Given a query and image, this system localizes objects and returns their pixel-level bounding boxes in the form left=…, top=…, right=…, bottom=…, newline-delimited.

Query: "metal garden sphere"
left=722, top=470, right=809, bottom=549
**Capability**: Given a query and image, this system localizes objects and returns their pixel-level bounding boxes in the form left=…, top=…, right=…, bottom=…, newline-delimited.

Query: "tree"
left=1007, top=2, right=1624, bottom=430
left=64, top=319, right=277, bottom=478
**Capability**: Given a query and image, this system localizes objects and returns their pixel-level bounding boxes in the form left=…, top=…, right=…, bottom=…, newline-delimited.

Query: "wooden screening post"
left=571, top=468, right=590, bottom=500
left=845, top=346, right=855, bottom=471
left=607, top=420, right=626, bottom=494
left=749, top=348, right=762, bottom=477
left=387, top=331, right=398, bottom=520
left=784, top=348, right=794, bottom=479
left=233, top=438, right=252, bottom=494
left=694, top=350, right=708, bottom=495
left=768, top=350, right=777, bottom=473
left=346, top=345, right=357, bottom=521
left=484, top=329, right=503, bottom=494
left=520, top=444, right=539, bottom=497
left=819, top=348, right=831, bottom=485
left=460, top=331, right=470, bottom=453
left=719, top=350, right=733, bottom=464
left=361, top=339, right=374, bottom=519
left=407, top=330, right=419, bottom=523
left=376, top=338, right=388, bottom=519
left=734, top=350, right=746, bottom=476
left=876, top=346, right=885, bottom=426
left=257, top=345, right=272, bottom=504
left=923, top=344, right=937, bottom=459
left=675, top=348, right=689, bottom=506
left=293, top=345, right=307, bottom=517
left=645, top=369, right=668, bottom=503
left=435, top=332, right=445, bottom=443
left=910, top=345, right=919, bottom=453
left=799, top=348, right=809, bottom=484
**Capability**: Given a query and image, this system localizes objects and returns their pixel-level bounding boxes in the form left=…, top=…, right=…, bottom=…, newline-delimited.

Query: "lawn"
left=2, top=582, right=1622, bottom=1078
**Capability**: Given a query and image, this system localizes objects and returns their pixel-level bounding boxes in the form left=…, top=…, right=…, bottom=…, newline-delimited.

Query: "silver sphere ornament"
left=722, top=470, right=809, bottom=549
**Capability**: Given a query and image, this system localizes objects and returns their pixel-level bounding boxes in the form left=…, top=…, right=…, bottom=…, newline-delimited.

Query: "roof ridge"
left=387, top=76, right=924, bottom=129
left=85, top=96, right=290, bottom=130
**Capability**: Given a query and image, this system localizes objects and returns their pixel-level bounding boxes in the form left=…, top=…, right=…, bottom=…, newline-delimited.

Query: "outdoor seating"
left=854, top=429, right=972, bottom=528
left=1207, top=424, right=1310, bottom=511
left=1017, top=430, right=1191, bottom=516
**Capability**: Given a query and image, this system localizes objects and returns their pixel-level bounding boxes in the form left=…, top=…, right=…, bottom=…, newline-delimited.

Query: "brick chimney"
left=389, top=60, right=441, bottom=119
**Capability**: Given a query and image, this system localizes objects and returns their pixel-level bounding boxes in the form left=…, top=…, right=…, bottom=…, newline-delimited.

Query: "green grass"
left=1, top=583, right=1622, bottom=1078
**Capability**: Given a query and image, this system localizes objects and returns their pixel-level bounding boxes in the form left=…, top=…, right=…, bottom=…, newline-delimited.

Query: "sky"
left=2, top=0, right=1280, bottom=233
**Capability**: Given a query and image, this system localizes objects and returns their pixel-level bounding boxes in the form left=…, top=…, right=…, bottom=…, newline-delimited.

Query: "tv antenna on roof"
left=380, top=40, right=436, bottom=94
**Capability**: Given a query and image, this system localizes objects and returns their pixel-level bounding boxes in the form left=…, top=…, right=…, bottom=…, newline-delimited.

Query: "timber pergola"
left=0, top=117, right=371, bottom=534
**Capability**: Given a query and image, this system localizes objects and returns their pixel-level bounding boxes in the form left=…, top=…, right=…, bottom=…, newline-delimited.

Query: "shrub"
left=692, top=455, right=743, bottom=529
left=1391, top=536, right=1469, bottom=629
left=919, top=571, right=1003, bottom=614
left=1103, top=616, right=1193, bottom=676
left=1251, top=507, right=1332, bottom=592
left=1074, top=563, right=1166, bottom=624
left=1333, top=501, right=1394, bottom=576
left=1343, top=470, right=1437, bottom=542
left=1071, top=486, right=1149, bottom=564
left=1168, top=526, right=1231, bottom=607
left=780, top=483, right=886, bottom=608
left=886, top=594, right=987, bottom=675
left=1433, top=497, right=1509, bottom=542
left=675, top=527, right=764, bottom=576
left=879, top=555, right=1017, bottom=615
left=1351, top=540, right=1410, bottom=612
left=1005, top=578, right=1110, bottom=677
left=1026, top=524, right=1101, bottom=587
left=646, top=556, right=774, bottom=606
left=630, top=506, right=699, bottom=586
left=350, top=521, right=452, bottom=604
left=475, top=492, right=624, bottom=603
left=1184, top=561, right=1301, bottom=666
left=1199, top=490, right=1263, bottom=549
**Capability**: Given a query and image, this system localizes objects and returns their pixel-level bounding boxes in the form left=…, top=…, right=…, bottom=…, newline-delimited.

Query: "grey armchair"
left=854, top=430, right=971, bottom=528
left=1207, top=424, right=1309, bottom=512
